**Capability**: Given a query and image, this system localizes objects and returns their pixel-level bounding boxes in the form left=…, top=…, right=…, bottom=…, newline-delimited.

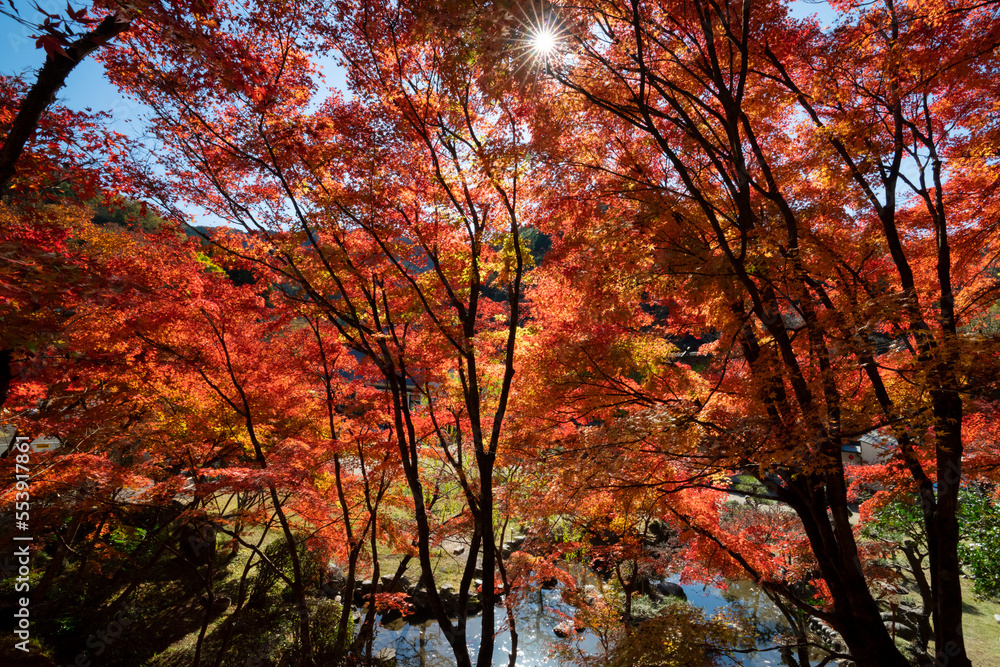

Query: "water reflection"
left=369, top=577, right=801, bottom=666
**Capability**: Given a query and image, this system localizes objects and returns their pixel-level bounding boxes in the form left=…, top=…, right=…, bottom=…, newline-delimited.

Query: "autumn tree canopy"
left=3, top=0, right=1000, bottom=666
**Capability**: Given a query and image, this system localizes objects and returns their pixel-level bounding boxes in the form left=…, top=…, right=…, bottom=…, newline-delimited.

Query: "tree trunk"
left=782, top=477, right=912, bottom=667
left=927, top=391, right=971, bottom=667
left=0, top=349, right=11, bottom=411
left=476, top=455, right=497, bottom=667
left=0, top=13, right=131, bottom=191
left=901, top=542, right=933, bottom=650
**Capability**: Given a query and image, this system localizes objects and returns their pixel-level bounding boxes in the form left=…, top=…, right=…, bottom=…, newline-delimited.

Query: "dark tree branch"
left=0, top=12, right=131, bottom=191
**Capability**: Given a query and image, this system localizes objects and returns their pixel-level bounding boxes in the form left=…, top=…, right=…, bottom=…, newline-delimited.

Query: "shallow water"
left=367, top=575, right=800, bottom=666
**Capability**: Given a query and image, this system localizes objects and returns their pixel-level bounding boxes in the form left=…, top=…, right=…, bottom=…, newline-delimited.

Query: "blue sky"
left=2, top=0, right=837, bottom=128
left=2, top=6, right=355, bottom=131
left=1, top=5, right=348, bottom=226
left=2, top=1, right=838, bottom=225
left=2, top=7, right=143, bottom=133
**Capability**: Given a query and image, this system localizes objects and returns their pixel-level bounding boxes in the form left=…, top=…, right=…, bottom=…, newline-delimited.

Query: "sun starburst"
left=508, top=2, right=566, bottom=76
left=532, top=28, right=557, bottom=56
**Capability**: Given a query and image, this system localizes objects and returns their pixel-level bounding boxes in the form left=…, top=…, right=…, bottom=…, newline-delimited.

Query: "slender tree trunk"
left=928, top=391, right=970, bottom=667
left=784, top=479, right=911, bottom=667
left=0, top=349, right=12, bottom=411
left=901, top=543, right=933, bottom=650
left=266, top=483, right=315, bottom=667
left=476, top=456, right=497, bottom=667
left=192, top=546, right=217, bottom=667
left=388, top=371, right=473, bottom=667
left=496, top=541, right=519, bottom=667
left=411, top=479, right=473, bottom=667
left=339, top=547, right=361, bottom=656
left=357, top=512, right=381, bottom=657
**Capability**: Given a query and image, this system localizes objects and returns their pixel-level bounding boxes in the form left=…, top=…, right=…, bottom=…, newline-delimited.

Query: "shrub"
left=958, top=488, right=1000, bottom=600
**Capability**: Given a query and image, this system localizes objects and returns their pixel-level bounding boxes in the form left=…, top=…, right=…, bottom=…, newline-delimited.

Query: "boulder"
left=328, top=563, right=347, bottom=583
left=406, top=585, right=429, bottom=609
left=374, top=647, right=397, bottom=666
left=438, top=583, right=460, bottom=617
left=884, top=621, right=918, bottom=642
left=653, top=580, right=687, bottom=602
left=353, top=578, right=376, bottom=601
left=382, top=616, right=407, bottom=631
left=896, top=604, right=928, bottom=630
left=381, top=575, right=407, bottom=594
left=502, top=535, right=526, bottom=557
left=380, top=608, right=405, bottom=627
left=324, top=564, right=347, bottom=596
left=807, top=618, right=847, bottom=653
left=554, top=620, right=585, bottom=638
left=881, top=604, right=929, bottom=643
left=403, top=589, right=434, bottom=623
left=646, top=519, right=674, bottom=546
left=553, top=622, right=575, bottom=638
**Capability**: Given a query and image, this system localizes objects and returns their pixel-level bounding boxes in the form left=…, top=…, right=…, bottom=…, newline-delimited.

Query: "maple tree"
left=501, top=0, right=1000, bottom=665
left=0, top=69, right=134, bottom=414
left=0, top=2, right=131, bottom=192
left=1, top=215, right=406, bottom=664
left=90, top=1, right=542, bottom=664
left=3, top=4, right=402, bottom=664
left=0, top=0, right=273, bottom=411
